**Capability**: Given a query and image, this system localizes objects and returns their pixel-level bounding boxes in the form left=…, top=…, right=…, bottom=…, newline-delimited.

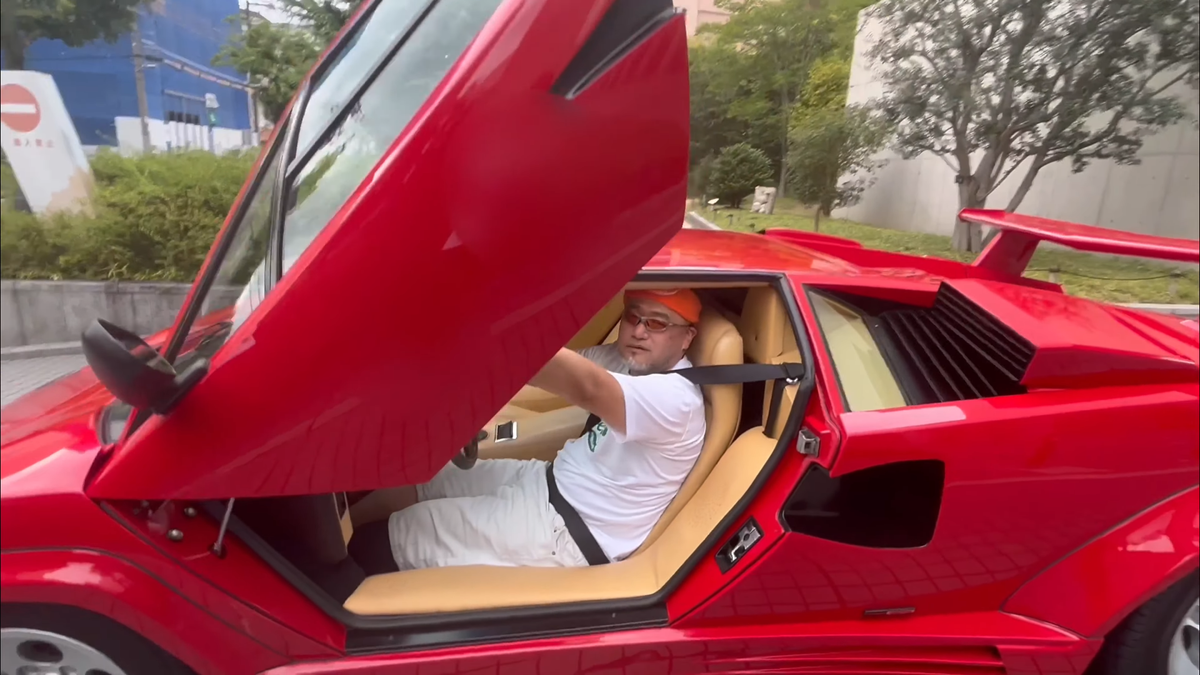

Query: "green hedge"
left=1, top=149, right=256, bottom=282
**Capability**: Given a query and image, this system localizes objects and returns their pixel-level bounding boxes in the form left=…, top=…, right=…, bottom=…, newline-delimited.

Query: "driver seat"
left=631, top=305, right=743, bottom=555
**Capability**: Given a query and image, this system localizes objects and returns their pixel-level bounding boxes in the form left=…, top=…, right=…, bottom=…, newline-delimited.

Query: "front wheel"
left=1089, top=572, right=1200, bottom=675
left=1, top=604, right=193, bottom=675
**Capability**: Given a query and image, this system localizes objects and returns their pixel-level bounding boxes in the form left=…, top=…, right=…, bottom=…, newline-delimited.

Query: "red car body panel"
left=1, top=549, right=291, bottom=675
left=1005, top=486, right=1200, bottom=639
left=963, top=208, right=1200, bottom=277
left=259, top=612, right=1098, bottom=675
left=2, top=0, right=1197, bottom=673
left=680, top=385, right=1197, bottom=623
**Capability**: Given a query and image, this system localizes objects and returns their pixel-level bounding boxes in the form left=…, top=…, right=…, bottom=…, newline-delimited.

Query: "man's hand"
left=529, top=348, right=627, bottom=434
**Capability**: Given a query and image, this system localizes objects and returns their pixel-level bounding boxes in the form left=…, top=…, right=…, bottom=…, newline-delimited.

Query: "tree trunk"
left=981, top=157, right=1045, bottom=246
left=2, top=36, right=26, bottom=70
left=953, top=179, right=985, bottom=252
left=1004, top=160, right=1043, bottom=213
left=813, top=208, right=822, bottom=233
left=777, top=82, right=789, bottom=198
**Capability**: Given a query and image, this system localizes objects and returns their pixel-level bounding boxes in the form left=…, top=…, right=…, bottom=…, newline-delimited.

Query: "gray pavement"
left=1, top=354, right=88, bottom=407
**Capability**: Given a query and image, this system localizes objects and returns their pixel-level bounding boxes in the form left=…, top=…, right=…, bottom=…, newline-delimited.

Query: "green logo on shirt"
left=587, top=421, right=609, bottom=452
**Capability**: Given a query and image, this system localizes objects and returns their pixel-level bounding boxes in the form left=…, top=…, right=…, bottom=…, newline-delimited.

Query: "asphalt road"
left=0, top=355, right=89, bottom=408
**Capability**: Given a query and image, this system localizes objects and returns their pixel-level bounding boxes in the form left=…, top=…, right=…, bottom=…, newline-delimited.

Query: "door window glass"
left=280, top=0, right=503, bottom=277
left=296, top=0, right=429, bottom=155
left=810, top=293, right=907, bottom=412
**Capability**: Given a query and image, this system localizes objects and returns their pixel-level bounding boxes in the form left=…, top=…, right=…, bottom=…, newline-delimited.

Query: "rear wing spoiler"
left=961, top=209, right=1200, bottom=277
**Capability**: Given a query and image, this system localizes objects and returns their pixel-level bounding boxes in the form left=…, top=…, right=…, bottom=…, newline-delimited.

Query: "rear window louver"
left=879, top=285, right=1035, bottom=404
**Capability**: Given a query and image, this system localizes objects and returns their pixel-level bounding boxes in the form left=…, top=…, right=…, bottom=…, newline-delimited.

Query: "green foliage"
left=0, top=0, right=148, bottom=69
left=796, top=58, right=852, bottom=114
left=787, top=106, right=889, bottom=229
left=0, top=151, right=21, bottom=206
left=706, top=201, right=1200, bottom=305
left=688, top=0, right=868, bottom=194
left=215, top=0, right=364, bottom=123
left=215, top=20, right=321, bottom=123
left=867, top=0, right=1200, bottom=251
left=696, top=0, right=841, bottom=193
left=281, top=0, right=365, bottom=43
left=688, top=154, right=716, bottom=198
left=708, top=143, right=774, bottom=208
left=1, top=150, right=256, bottom=282
left=688, top=43, right=760, bottom=176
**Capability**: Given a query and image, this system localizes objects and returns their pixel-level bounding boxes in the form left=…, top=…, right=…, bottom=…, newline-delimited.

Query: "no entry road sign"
left=0, top=83, right=41, bottom=133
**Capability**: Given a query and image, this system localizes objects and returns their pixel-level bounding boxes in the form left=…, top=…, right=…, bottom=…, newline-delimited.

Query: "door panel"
left=679, top=387, right=1198, bottom=627
left=88, top=0, right=689, bottom=500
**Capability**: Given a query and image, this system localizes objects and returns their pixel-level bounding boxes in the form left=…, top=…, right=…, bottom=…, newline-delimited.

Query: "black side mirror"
left=81, top=319, right=208, bottom=415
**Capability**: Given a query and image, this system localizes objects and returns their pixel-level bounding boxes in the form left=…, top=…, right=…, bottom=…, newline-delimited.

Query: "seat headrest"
left=740, top=287, right=787, bottom=364
left=687, top=307, right=743, bottom=375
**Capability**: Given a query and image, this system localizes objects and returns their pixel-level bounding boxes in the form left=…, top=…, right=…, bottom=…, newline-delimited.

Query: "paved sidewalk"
left=1, top=354, right=88, bottom=407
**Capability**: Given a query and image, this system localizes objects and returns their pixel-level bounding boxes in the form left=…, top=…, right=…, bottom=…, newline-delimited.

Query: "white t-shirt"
left=552, top=344, right=706, bottom=560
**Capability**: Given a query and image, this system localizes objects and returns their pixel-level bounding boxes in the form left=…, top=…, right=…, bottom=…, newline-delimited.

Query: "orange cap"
left=624, top=288, right=702, bottom=324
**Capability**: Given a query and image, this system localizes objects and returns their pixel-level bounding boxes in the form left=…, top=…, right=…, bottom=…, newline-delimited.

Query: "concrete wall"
left=836, top=10, right=1200, bottom=243
left=1, top=280, right=192, bottom=347
left=114, top=117, right=259, bottom=155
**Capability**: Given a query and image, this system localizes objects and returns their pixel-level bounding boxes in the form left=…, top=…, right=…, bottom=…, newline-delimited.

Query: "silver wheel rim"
left=1, top=628, right=127, bottom=675
left=1171, top=598, right=1200, bottom=675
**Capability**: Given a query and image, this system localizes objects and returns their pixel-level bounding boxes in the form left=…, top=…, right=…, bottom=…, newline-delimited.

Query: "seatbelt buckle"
left=780, top=362, right=804, bottom=384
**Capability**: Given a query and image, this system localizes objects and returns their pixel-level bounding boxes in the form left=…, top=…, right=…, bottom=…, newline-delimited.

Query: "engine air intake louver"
left=879, top=285, right=1034, bottom=404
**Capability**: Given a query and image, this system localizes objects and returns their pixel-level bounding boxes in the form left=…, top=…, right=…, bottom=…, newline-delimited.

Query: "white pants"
left=387, top=459, right=588, bottom=570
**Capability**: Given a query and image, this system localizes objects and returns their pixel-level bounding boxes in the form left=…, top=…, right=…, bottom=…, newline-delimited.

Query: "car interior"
left=230, top=279, right=805, bottom=617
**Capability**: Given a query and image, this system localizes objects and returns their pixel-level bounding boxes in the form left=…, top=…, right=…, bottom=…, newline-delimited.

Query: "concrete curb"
left=1124, top=303, right=1199, bottom=318
left=0, top=341, right=84, bottom=361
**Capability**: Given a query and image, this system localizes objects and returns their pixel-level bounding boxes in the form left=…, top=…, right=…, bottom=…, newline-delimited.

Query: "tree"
left=788, top=106, right=890, bottom=231
left=215, top=21, right=322, bottom=123
left=688, top=43, right=757, bottom=179
left=214, top=0, right=365, bottom=123
left=282, top=0, right=364, bottom=43
left=866, top=0, right=1200, bottom=251
left=702, top=0, right=841, bottom=197
left=708, top=143, right=774, bottom=208
left=0, top=0, right=148, bottom=70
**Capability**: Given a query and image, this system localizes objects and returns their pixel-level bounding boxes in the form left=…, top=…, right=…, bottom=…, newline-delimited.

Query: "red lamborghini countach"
left=2, top=0, right=1198, bottom=673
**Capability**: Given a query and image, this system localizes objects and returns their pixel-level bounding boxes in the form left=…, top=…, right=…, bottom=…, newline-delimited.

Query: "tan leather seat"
left=740, top=287, right=801, bottom=438
left=341, top=296, right=772, bottom=617
left=632, top=306, right=743, bottom=553
left=345, top=427, right=777, bottom=615
left=481, top=305, right=743, bottom=482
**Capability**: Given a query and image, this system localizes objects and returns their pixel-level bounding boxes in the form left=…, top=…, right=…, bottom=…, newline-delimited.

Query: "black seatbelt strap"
left=578, top=362, right=804, bottom=436
left=546, top=463, right=610, bottom=565
left=674, top=362, right=804, bottom=387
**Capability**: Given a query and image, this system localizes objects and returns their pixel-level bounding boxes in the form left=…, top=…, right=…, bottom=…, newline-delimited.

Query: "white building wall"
left=835, top=10, right=1200, bottom=242
left=113, top=116, right=260, bottom=155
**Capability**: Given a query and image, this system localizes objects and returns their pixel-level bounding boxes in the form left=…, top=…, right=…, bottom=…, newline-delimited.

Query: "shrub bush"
left=708, top=143, right=773, bottom=208
left=0, top=149, right=256, bottom=282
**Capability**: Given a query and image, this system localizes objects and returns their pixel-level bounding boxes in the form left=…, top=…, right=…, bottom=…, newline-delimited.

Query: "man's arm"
left=529, top=348, right=627, bottom=434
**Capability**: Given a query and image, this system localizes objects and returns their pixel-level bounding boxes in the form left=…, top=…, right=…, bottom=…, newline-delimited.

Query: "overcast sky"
left=240, top=0, right=295, bottom=25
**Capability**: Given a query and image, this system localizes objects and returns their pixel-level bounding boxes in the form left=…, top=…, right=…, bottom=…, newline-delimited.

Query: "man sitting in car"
left=350, top=288, right=706, bottom=571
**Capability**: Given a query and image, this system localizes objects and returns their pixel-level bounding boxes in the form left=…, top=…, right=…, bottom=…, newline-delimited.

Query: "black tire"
left=1, top=603, right=194, bottom=675
left=1088, top=571, right=1200, bottom=675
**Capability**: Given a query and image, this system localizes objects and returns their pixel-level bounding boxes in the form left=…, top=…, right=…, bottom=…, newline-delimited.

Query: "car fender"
left=1003, top=486, right=1200, bottom=638
left=0, top=547, right=289, bottom=675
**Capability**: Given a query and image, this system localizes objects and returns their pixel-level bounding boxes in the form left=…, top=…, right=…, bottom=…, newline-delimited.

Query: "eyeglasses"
left=622, top=309, right=690, bottom=333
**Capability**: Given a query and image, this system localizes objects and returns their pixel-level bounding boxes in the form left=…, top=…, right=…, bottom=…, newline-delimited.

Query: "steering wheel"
left=452, top=430, right=488, bottom=470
